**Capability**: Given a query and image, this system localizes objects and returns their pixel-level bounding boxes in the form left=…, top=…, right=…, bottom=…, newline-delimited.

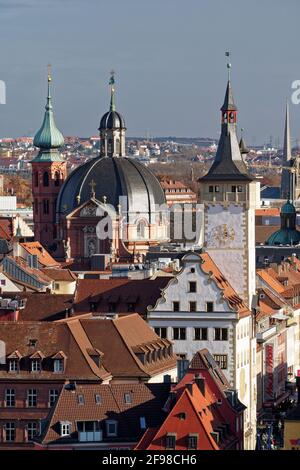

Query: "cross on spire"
left=89, top=179, right=96, bottom=197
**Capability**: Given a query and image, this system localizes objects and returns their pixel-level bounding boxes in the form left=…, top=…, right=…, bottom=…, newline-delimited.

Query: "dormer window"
left=60, top=421, right=72, bottom=437
left=54, top=359, right=64, bottom=373
left=31, top=359, right=41, bottom=373
left=8, top=359, right=19, bottom=373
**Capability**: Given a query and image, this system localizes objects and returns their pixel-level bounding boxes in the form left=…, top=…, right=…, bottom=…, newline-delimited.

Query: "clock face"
left=208, top=224, right=236, bottom=248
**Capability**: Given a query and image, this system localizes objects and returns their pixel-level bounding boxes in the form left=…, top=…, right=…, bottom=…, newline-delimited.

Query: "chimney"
left=195, top=374, right=205, bottom=396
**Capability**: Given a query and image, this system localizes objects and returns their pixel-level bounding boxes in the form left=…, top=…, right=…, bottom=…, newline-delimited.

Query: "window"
left=49, top=389, right=59, bottom=406
left=5, top=389, right=15, bottom=407
left=8, top=360, right=19, bottom=373
left=166, top=433, right=176, bottom=449
left=237, top=186, right=243, bottom=192
left=206, top=301, right=214, bottom=312
left=60, top=422, right=71, bottom=437
left=43, top=172, right=49, bottom=187
left=5, top=422, right=15, bottom=442
left=173, top=301, right=180, bottom=311
left=214, top=328, right=228, bottom=341
left=189, top=281, right=196, bottom=293
left=29, top=339, right=37, bottom=347
left=209, top=186, right=214, bottom=193
left=137, top=220, right=146, bottom=239
left=194, top=328, right=208, bottom=341
left=124, top=393, right=132, bottom=404
left=31, top=359, right=41, bottom=373
left=189, top=301, right=197, bottom=312
left=179, top=412, right=186, bottom=420
left=95, top=394, right=102, bottom=405
left=54, top=359, right=64, bottom=373
left=27, top=389, right=37, bottom=407
left=190, top=267, right=195, bottom=273
left=54, top=282, right=60, bottom=291
left=140, top=417, right=146, bottom=429
left=231, top=185, right=237, bottom=193
left=54, top=171, right=60, bottom=187
left=106, top=420, right=118, bottom=437
left=173, top=328, right=186, bottom=340
left=215, top=185, right=220, bottom=193
left=1, top=279, right=6, bottom=286
left=188, top=434, right=198, bottom=450
left=213, top=354, right=228, bottom=370
left=27, top=422, right=38, bottom=440
left=154, top=327, right=167, bottom=339
left=78, top=394, right=85, bottom=405
left=43, top=199, right=49, bottom=214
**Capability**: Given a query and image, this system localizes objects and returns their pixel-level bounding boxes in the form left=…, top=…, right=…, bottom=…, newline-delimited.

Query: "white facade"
left=147, top=252, right=256, bottom=449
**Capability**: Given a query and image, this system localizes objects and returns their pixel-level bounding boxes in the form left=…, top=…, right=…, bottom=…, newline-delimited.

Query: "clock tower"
left=198, top=62, right=257, bottom=309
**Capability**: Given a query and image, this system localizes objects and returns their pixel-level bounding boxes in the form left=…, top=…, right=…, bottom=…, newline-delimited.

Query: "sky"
left=0, top=0, right=300, bottom=145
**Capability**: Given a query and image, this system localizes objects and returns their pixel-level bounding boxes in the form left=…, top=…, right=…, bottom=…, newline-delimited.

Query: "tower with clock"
left=198, top=61, right=257, bottom=309
left=198, top=56, right=259, bottom=449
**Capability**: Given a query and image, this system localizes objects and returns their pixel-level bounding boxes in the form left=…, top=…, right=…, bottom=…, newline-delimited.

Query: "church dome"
left=281, top=200, right=295, bottom=214
left=56, top=156, right=166, bottom=216
left=266, top=228, right=300, bottom=246
left=99, top=110, right=126, bottom=130
left=266, top=199, right=300, bottom=246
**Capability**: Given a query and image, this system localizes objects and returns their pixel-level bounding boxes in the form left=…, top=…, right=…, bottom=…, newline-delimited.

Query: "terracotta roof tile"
left=20, top=242, right=60, bottom=267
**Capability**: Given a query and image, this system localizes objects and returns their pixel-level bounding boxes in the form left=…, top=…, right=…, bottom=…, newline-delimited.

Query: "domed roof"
left=57, top=156, right=166, bottom=216
left=99, top=110, right=126, bottom=130
left=266, top=228, right=300, bottom=246
left=281, top=200, right=295, bottom=214
left=33, top=76, right=64, bottom=150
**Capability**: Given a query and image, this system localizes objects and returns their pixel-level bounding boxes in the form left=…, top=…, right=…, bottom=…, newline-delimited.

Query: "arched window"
left=43, top=171, right=49, bottom=187
left=54, top=171, right=60, bottom=187
left=137, top=220, right=146, bottom=239
left=107, top=139, right=112, bottom=154
left=43, top=199, right=49, bottom=214
left=116, top=138, right=120, bottom=155
left=34, top=172, right=39, bottom=187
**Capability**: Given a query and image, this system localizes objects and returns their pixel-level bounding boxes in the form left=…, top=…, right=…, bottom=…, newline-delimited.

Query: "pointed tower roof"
left=221, top=80, right=237, bottom=112
left=280, top=101, right=293, bottom=199
left=32, top=67, right=64, bottom=163
left=239, top=129, right=249, bottom=155
left=200, top=70, right=252, bottom=182
left=283, top=100, right=292, bottom=162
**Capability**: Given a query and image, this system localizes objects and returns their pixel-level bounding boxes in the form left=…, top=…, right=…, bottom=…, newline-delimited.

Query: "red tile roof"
left=20, top=242, right=60, bottom=267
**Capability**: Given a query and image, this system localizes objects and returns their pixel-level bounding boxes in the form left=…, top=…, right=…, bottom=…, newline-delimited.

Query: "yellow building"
left=284, top=405, right=300, bottom=450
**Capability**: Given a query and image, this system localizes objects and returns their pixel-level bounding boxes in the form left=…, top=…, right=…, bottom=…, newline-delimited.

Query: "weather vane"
left=109, top=69, right=115, bottom=88
left=225, top=51, right=231, bottom=81
left=47, top=63, right=52, bottom=82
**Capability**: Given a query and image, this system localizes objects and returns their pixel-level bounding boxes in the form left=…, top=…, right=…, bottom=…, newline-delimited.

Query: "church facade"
left=31, top=73, right=169, bottom=264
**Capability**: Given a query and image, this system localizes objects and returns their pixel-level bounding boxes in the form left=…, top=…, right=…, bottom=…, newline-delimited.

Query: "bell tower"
left=31, top=66, right=66, bottom=250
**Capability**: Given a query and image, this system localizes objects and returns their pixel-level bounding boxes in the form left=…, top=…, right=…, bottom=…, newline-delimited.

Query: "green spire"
left=109, top=70, right=116, bottom=111
left=33, top=65, right=64, bottom=151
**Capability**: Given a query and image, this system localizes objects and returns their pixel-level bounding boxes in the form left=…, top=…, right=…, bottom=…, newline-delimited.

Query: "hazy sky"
left=0, top=0, right=300, bottom=144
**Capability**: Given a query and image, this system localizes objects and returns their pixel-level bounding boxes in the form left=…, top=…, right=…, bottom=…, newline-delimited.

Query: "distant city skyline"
left=0, top=0, right=300, bottom=145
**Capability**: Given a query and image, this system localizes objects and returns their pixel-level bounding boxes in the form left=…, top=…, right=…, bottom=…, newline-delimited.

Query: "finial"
left=109, top=69, right=116, bottom=111
left=89, top=179, right=96, bottom=198
left=103, top=195, right=107, bottom=204
left=76, top=194, right=81, bottom=205
left=46, top=63, right=52, bottom=109
left=225, top=51, right=231, bottom=81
